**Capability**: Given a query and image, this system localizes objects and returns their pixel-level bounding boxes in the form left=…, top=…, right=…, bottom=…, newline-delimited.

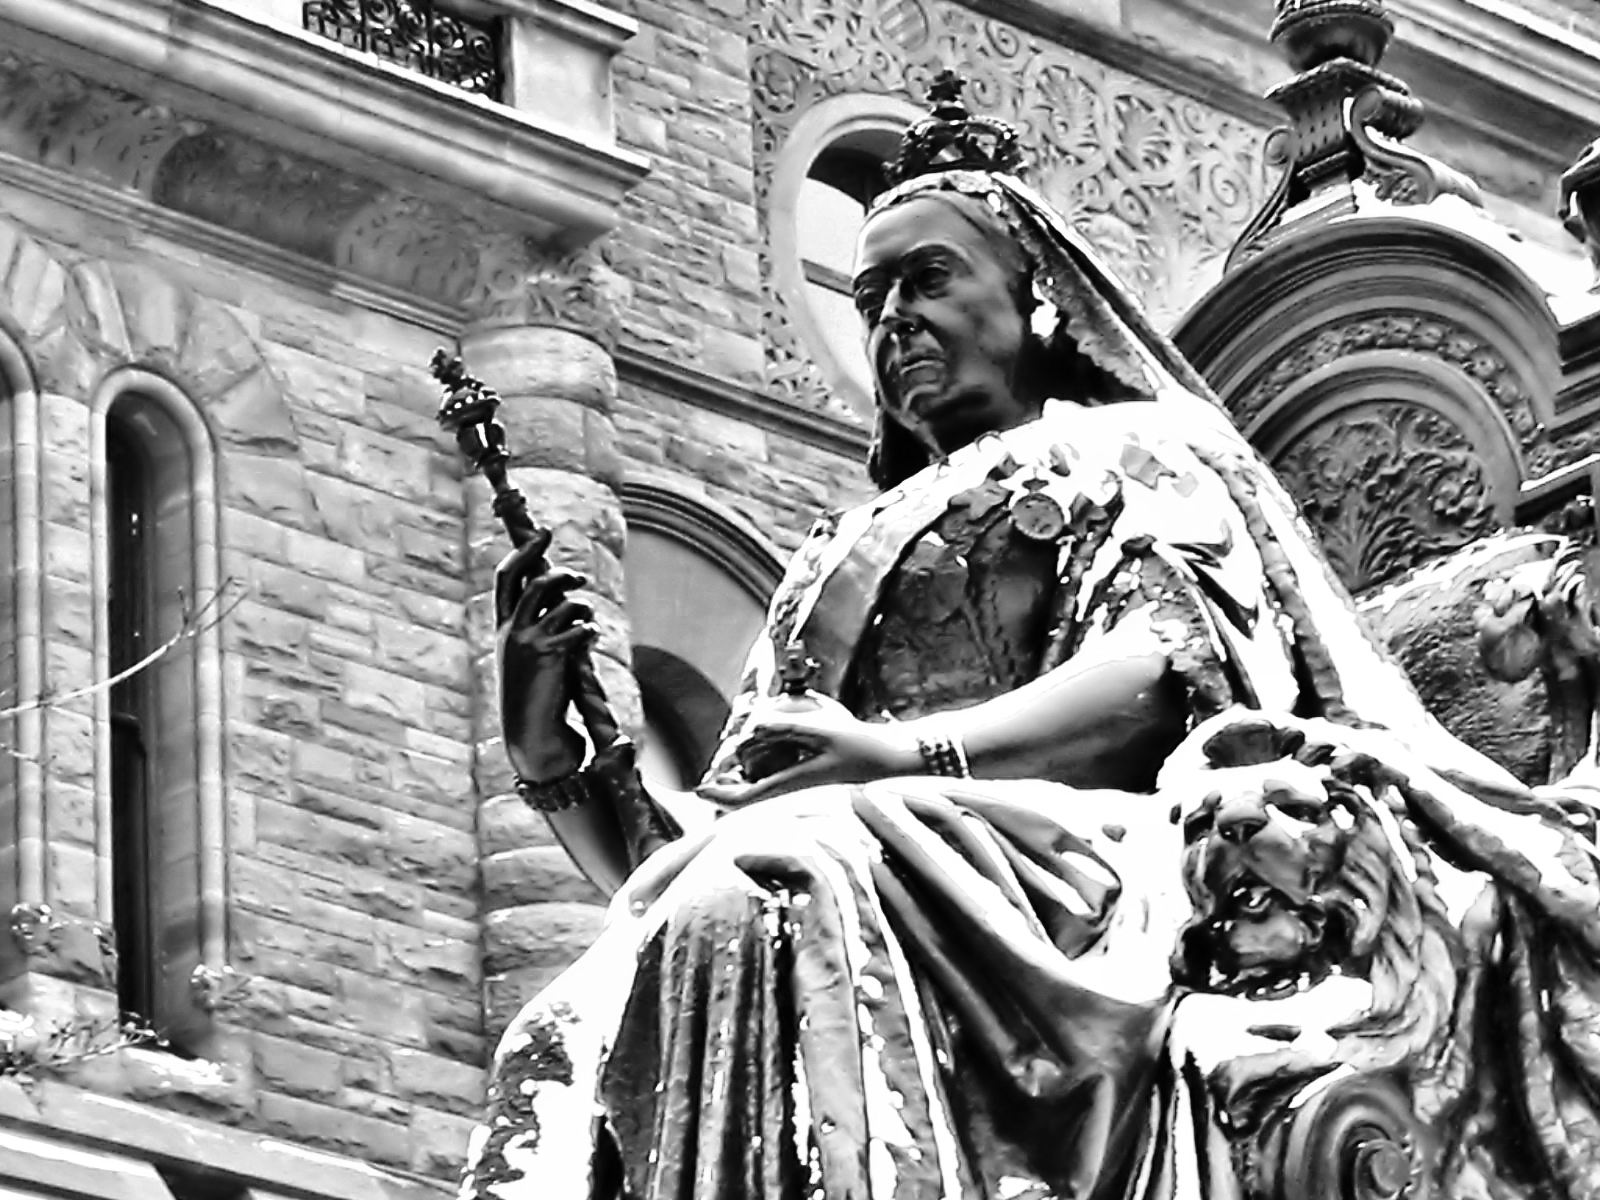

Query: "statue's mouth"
left=896, top=353, right=945, bottom=394
left=1189, top=866, right=1351, bottom=1000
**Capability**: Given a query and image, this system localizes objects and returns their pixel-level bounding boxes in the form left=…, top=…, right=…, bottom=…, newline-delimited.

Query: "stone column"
left=459, top=245, right=640, bottom=1037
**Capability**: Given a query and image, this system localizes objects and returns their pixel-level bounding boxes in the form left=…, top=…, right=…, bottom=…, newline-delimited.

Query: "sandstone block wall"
left=0, top=184, right=485, bottom=1184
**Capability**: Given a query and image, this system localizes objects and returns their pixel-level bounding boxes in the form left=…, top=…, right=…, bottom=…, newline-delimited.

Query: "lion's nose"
left=1215, top=798, right=1268, bottom=844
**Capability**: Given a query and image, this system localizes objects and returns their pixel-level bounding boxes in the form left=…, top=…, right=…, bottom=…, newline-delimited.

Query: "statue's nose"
left=1215, top=797, right=1268, bottom=844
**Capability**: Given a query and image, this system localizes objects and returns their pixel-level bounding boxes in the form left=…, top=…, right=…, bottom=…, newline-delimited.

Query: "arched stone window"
left=769, top=93, right=920, bottom=413
left=93, top=371, right=225, bottom=1047
left=621, top=484, right=783, bottom=790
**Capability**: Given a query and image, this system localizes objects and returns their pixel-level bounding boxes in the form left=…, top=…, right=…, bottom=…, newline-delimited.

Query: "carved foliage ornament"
left=751, top=0, right=1274, bottom=415
left=335, top=196, right=629, bottom=336
left=0, top=53, right=203, bottom=193
left=1272, top=402, right=1498, bottom=591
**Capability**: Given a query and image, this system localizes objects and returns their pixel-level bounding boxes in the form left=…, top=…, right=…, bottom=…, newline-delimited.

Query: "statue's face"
left=853, top=197, right=1036, bottom=455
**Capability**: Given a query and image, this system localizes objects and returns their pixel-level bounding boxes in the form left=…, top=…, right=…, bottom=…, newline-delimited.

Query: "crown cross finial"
left=888, top=70, right=1025, bottom=185
left=927, top=69, right=964, bottom=107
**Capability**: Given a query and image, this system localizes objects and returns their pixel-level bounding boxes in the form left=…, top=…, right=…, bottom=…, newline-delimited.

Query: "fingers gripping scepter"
left=430, top=349, right=620, bottom=753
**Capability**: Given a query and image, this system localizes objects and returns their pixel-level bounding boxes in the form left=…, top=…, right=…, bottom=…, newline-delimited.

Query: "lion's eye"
left=1182, top=810, right=1214, bottom=839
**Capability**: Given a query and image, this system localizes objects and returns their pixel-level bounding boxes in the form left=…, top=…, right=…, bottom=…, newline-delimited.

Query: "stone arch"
left=621, top=482, right=785, bottom=780
left=90, top=369, right=226, bottom=1046
left=1175, top=214, right=1558, bottom=462
left=1174, top=213, right=1560, bottom=588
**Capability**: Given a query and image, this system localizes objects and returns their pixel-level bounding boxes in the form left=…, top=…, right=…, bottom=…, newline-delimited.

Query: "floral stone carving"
left=1272, top=402, right=1498, bottom=591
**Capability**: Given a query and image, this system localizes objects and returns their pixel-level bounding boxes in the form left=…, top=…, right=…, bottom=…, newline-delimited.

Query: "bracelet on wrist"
left=515, top=770, right=603, bottom=812
left=916, top=732, right=971, bottom=778
left=515, top=738, right=638, bottom=813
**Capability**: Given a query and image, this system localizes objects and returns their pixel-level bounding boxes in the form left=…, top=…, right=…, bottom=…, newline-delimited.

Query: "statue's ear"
left=868, top=409, right=931, bottom=489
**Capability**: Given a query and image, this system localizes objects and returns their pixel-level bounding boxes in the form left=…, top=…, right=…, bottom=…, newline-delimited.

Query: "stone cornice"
left=1394, top=0, right=1600, bottom=123
left=0, top=0, right=650, bottom=247
left=489, top=0, right=637, bottom=50
left=0, top=1077, right=451, bottom=1200
left=1388, top=0, right=1600, bottom=167
left=0, top=143, right=869, bottom=467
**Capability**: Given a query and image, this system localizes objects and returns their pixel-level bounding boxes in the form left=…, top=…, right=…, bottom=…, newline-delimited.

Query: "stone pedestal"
left=459, top=290, right=638, bottom=1036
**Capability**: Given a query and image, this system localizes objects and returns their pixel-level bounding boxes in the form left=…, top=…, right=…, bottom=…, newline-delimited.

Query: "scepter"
left=431, top=348, right=620, bottom=751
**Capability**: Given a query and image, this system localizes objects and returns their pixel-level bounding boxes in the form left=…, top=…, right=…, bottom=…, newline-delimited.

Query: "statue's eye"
left=913, top=262, right=952, bottom=292
left=1182, top=809, right=1214, bottom=840
left=854, top=285, right=885, bottom=323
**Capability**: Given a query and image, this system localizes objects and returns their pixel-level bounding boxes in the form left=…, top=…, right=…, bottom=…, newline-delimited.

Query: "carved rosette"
left=750, top=0, right=1275, bottom=413
left=1272, top=402, right=1498, bottom=591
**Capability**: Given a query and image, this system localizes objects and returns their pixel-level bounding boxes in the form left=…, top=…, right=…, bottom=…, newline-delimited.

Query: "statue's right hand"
left=495, top=539, right=594, bottom=783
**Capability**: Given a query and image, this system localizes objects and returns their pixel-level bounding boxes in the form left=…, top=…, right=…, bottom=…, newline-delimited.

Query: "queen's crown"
left=888, top=70, right=1024, bottom=185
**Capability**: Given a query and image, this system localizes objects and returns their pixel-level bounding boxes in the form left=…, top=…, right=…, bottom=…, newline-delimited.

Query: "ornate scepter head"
left=431, top=348, right=537, bottom=548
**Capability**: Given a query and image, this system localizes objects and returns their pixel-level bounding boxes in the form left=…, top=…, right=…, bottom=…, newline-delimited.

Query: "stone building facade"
left=0, top=1, right=1596, bottom=1198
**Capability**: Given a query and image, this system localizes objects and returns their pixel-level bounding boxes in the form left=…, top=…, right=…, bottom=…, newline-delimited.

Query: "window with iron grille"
left=302, top=0, right=504, bottom=101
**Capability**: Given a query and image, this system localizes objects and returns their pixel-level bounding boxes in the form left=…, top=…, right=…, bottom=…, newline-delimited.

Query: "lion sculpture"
left=1146, top=712, right=1600, bottom=1200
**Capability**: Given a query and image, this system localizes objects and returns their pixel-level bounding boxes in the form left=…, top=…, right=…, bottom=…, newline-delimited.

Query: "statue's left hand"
left=696, top=697, right=920, bottom=805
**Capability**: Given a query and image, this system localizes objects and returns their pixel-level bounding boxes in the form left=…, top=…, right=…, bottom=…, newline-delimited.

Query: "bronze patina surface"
left=461, top=76, right=1600, bottom=1200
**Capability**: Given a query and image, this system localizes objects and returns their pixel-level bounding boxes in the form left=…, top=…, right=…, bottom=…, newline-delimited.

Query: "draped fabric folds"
left=469, top=776, right=1192, bottom=1200
left=460, top=399, right=1600, bottom=1200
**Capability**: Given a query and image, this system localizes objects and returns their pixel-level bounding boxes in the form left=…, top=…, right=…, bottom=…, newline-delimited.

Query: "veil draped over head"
left=864, top=170, right=1224, bottom=485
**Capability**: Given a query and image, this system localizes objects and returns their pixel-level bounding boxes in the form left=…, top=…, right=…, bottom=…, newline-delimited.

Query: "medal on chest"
left=1009, top=478, right=1068, bottom=542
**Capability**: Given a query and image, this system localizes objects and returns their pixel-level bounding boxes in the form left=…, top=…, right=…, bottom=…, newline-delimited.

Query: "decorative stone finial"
left=887, top=70, right=1025, bottom=185
left=1560, top=138, right=1600, bottom=284
left=1228, top=0, right=1481, bottom=268
left=1271, top=0, right=1394, bottom=72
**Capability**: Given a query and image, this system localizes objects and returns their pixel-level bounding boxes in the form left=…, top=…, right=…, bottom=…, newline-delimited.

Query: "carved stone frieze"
left=0, top=52, right=202, bottom=193
left=751, top=0, right=1275, bottom=414
left=337, top=199, right=627, bottom=340
left=1232, top=314, right=1548, bottom=465
left=154, top=133, right=383, bottom=262
left=334, top=193, right=523, bottom=312
left=1272, top=402, right=1498, bottom=590
left=521, top=245, right=631, bottom=350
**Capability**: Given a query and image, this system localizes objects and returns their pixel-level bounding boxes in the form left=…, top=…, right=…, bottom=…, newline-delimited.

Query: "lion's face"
left=1172, top=759, right=1391, bottom=999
